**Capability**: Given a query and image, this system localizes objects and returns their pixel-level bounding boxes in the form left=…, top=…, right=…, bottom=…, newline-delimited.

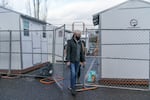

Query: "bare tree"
left=37, top=0, right=40, bottom=19
left=33, top=0, right=36, bottom=18
left=26, top=0, right=32, bottom=16
left=26, top=0, right=48, bottom=21
left=0, top=0, right=8, bottom=7
left=40, top=0, right=48, bottom=21
left=45, top=0, right=48, bottom=21
left=32, top=0, right=41, bottom=19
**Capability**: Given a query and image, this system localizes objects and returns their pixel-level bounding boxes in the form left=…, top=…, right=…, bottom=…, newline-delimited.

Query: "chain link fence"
left=0, top=25, right=66, bottom=91
left=84, top=28, right=150, bottom=90
left=1, top=25, right=150, bottom=91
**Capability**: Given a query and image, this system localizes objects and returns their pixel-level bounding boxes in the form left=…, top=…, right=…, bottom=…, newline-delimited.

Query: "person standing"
left=66, top=30, right=85, bottom=96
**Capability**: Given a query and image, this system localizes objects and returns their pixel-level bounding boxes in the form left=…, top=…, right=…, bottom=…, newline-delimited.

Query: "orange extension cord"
left=1, top=75, right=20, bottom=79
left=75, top=84, right=98, bottom=92
left=39, top=76, right=64, bottom=85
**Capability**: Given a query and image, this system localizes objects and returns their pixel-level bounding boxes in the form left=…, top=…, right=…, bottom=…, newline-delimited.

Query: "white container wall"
left=102, top=59, right=149, bottom=79
left=0, top=6, right=67, bottom=71
left=101, top=1, right=150, bottom=29
left=0, top=7, right=21, bottom=70
left=21, top=19, right=50, bottom=68
left=97, top=0, right=150, bottom=79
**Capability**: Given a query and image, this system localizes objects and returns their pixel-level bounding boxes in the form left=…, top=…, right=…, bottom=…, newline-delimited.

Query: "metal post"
left=40, top=32, right=42, bottom=63
left=62, top=24, right=65, bottom=91
left=19, top=16, right=23, bottom=70
left=149, top=31, right=150, bottom=90
left=31, top=31, right=34, bottom=65
left=98, top=14, right=102, bottom=81
left=52, top=29, right=56, bottom=64
left=85, top=28, right=88, bottom=55
left=8, top=30, right=12, bottom=75
left=62, top=24, right=65, bottom=64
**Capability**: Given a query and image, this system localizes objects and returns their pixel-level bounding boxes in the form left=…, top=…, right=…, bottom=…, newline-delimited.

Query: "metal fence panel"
left=0, top=27, right=65, bottom=91
left=84, top=29, right=150, bottom=90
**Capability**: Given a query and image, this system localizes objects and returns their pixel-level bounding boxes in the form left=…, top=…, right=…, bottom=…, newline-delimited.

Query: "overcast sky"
left=5, top=0, right=150, bottom=29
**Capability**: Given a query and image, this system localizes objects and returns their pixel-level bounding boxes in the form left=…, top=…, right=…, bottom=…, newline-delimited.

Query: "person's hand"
left=83, top=62, right=86, bottom=66
left=81, top=62, right=86, bottom=67
left=66, top=62, right=70, bottom=67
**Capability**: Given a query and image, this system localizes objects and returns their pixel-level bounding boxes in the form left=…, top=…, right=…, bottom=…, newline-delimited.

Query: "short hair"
left=73, top=30, right=82, bottom=34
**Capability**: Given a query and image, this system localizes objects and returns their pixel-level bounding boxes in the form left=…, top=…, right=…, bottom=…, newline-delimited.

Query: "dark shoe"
left=71, top=89, right=76, bottom=96
left=77, top=79, right=81, bottom=84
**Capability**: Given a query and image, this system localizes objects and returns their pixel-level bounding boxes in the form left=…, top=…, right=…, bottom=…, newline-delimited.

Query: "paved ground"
left=0, top=57, right=150, bottom=100
left=63, top=87, right=150, bottom=100
left=0, top=77, right=150, bottom=100
left=0, top=78, right=63, bottom=100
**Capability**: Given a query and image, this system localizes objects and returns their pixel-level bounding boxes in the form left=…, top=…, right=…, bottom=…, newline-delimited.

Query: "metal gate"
left=0, top=25, right=66, bottom=91
left=85, top=28, right=150, bottom=91
left=52, top=25, right=65, bottom=90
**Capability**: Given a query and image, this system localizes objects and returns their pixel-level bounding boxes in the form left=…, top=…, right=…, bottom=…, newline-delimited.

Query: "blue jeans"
left=70, top=62, right=80, bottom=90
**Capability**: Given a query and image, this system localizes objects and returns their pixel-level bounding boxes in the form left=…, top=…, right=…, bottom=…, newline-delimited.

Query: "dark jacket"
left=66, top=38, right=85, bottom=63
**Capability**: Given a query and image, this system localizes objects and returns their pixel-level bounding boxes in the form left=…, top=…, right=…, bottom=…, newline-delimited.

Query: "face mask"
left=76, top=36, right=80, bottom=40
